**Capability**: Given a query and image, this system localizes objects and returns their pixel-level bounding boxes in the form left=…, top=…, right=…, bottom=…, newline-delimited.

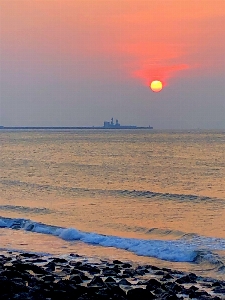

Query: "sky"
left=0, top=0, right=225, bottom=129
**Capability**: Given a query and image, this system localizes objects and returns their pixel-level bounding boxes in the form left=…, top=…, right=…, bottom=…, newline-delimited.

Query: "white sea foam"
left=1, top=216, right=225, bottom=263
left=0, top=219, right=7, bottom=227
left=59, top=228, right=84, bottom=240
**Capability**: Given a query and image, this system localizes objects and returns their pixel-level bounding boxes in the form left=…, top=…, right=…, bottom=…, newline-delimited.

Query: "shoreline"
left=0, top=250, right=224, bottom=299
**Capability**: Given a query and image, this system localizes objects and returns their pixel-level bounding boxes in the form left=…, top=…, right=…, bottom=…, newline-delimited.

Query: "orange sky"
left=1, top=0, right=225, bottom=128
left=2, top=0, right=225, bottom=85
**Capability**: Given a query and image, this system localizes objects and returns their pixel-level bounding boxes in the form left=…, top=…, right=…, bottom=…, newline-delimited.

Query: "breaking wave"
left=1, top=216, right=225, bottom=264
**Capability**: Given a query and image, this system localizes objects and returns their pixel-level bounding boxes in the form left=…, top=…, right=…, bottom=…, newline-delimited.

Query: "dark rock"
left=0, top=278, right=13, bottom=295
left=118, top=278, right=132, bottom=286
left=49, top=289, right=68, bottom=299
left=41, top=274, right=55, bottom=281
left=88, top=276, right=106, bottom=287
left=104, top=276, right=117, bottom=283
left=122, top=263, right=132, bottom=268
left=176, top=274, right=197, bottom=284
left=81, top=274, right=90, bottom=281
left=70, top=270, right=90, bottom=281
left=160, top=292, right=180, bottom=300
left=95, top=289, right=114, bottom=300
left=135, top=269, right=146, bottom=276
left=53, top=279, right=87, bottom=297
left=135, top=266, right=148, bottom=275
left=189, top=290, right=210, bottom=298
left=52, top=257, right=68, bottom=263
left=113, top=296, right=127, bottom=300
left=188, top=285, right=199, bottom=292
left=105, top=282, right=119, bottom=290
left=69, top=260, right=83, bottom=267
left=212, top=281, right=222, bottom=287
left=188, top=272, right=198, bottom=280
left=11, top=277, right=26, bottom=284
left=162, top=268, right=172, bottom=272
left=0, top=275, right=8, bottom=281
left=102, top=270, right=117, bottom=276
left=14, top=262, right=47, bottom=275
left=19, top=253, right=39, bottom=258
left=136, top=265, right=146, bottom=270
left=155, top=270, right=165, bottom=275
left=162, top=273, right=174, bottom=280
left=85, top=285, right=102, bottom=296
left=76, top=295, right=90, bottom=300
left=213, top=287, right=225, bottom=293
left=146, top=278, right=162, bottom=290
left=70, top=284, right=88, bottom=297
left=78, top=263, right=101, bottom=274
left=113, top=260, right=124, bottom=265
left=10, top=281, right=28, bottom=294
left=122, top=269, right=136, bottom=277
left=13, top=292, right=32, bottom=299
left=1, top=269, right=30, bottom=281
left=44, top=261, right=55, bottom=271
left=162, top=282, right=182, bottom=293
left=127, top=288, right=155, bottom=300
left=28, top=258, right=47, bottom=263
left=69, top=274, right=83, bottom=284
left=154, top=287, right=166, bottom=295
left=27, top=277, right=41, bottom=288
left=2, top=252, right=223, bottom=300
left=149, top=265, right=160, bottom=270
left=69, top=253, right=80, bottom=257
left=201, top=283, right=212, bottom=288
left=62, top=266, right=72, bottom=273
left=0, top=256, right=11, bottom=262
left=171, top=270, right=183, bottom=275
left=106, top=284, right=126, bottom=298
left=102, top=268, right=119, bottom=276
left=77, top=293, right=105, bottom=300
left=113, top=265, right=121, bottom=272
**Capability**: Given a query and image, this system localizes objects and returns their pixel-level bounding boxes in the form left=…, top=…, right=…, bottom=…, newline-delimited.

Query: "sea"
left=0, top=129, right=225, bottom=280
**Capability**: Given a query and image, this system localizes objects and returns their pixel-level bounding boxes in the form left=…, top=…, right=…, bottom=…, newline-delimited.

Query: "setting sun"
left=150, top=80, right=163, bottom=92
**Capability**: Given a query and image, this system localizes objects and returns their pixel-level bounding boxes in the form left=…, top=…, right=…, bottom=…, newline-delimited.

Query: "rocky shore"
left=0, top=251, right=224, bottom=300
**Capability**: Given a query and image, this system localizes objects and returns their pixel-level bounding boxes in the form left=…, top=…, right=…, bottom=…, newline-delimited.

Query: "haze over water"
left=0, top=130, right=225, bottom=279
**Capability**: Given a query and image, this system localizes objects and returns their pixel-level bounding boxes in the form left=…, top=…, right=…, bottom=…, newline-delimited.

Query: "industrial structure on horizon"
left=0, top=118, right=153, bottom=130
left=103, top=118, right=153, bottom=129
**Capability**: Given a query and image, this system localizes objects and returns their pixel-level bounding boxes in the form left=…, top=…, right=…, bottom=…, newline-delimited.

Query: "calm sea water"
left=0, top=130, right=225, bottom=279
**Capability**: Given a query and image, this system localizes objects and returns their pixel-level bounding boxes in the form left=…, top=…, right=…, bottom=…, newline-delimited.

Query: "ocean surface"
left=0, top=129, right=225, bottom=280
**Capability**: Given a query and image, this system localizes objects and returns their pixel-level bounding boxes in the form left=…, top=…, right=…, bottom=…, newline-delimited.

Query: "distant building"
left=103, top=118, right=121, bottom=128
left=103, top=118, right=143, bottom=129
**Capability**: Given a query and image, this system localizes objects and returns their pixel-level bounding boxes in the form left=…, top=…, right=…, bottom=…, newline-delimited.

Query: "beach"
left=0, top=250, right=225, bottom=299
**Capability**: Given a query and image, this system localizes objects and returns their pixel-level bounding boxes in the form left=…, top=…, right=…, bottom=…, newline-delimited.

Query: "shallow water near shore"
left=0, top=129, right=225, bottom=279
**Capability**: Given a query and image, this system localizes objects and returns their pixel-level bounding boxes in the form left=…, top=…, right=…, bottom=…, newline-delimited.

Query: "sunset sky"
left=1, top=0, right=225, bottom=129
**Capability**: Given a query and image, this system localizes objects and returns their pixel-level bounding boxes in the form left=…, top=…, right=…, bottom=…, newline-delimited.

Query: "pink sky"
left=1, top=0, right=225, bottom=128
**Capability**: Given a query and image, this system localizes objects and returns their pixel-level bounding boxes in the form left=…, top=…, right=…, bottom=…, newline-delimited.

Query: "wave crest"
left=1, top=216, right=225, bottom=264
